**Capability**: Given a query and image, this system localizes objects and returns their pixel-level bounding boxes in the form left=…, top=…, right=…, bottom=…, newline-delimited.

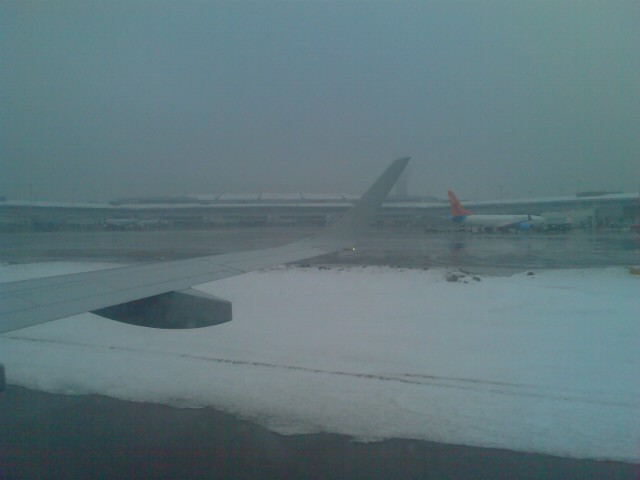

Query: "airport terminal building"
left=1, top=191, right=638, bottom=232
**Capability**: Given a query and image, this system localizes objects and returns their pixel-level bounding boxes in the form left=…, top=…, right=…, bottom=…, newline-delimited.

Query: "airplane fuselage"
left=452, top=214, right=546, bottom=230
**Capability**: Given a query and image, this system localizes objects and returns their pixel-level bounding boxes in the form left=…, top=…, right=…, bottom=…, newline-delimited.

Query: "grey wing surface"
left=0, top=157, right=410, bottom=333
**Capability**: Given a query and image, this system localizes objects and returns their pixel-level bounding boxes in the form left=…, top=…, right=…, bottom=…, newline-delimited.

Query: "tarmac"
left=1, top=227, right=639, bottom=479
left=1, top=227, right=638, bottom=269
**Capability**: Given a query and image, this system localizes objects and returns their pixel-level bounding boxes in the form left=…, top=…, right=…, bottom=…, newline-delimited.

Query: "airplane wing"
left=0, top=157, right=410, bottom=333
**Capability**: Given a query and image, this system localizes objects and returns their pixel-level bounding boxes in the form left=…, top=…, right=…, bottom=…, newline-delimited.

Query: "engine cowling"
left=92, top=288, right=232, bottom=329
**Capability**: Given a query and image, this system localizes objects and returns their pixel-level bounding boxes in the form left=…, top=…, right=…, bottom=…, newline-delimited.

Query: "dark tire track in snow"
left=4, top=335, right=634, bottom=408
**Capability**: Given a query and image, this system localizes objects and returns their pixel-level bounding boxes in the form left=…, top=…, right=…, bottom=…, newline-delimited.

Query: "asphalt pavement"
left=1, top=227, right=638, bottom=270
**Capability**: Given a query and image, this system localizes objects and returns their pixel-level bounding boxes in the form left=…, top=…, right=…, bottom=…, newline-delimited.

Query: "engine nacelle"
left=92, top=288, right=232, bottom=329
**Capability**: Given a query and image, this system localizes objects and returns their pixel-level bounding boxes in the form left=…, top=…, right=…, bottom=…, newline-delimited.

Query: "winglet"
left=447, top=190, right=471, bottom=217
left=310, top=157, right=410, bottom=249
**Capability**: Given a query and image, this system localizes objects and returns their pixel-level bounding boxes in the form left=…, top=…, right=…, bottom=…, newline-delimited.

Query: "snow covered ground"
left=1, top=262, right=638, bottom=462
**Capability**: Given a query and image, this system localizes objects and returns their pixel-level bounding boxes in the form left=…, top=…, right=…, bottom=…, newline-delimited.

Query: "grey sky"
left=3, top=0, right=639, bottom=201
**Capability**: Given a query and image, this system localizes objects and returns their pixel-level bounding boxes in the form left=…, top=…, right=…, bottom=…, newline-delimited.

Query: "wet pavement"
left=1, top=227, right=638, bottom=272
left=2, top=386, right=637, bottom=480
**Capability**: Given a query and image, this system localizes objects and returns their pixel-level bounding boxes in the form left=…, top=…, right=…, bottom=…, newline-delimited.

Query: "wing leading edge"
left=0, top=157, right=410, bottom=333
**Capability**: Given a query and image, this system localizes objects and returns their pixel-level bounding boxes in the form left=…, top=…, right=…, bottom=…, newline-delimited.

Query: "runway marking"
left=3, top=334, right=635, bottom=408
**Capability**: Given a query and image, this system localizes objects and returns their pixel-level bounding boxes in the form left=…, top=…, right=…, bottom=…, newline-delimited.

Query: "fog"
left=3, top=1, right=639, bottom=202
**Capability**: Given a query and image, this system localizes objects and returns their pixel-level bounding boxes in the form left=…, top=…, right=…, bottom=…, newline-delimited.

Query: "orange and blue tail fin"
left=448, top=190, right=471, bottom=218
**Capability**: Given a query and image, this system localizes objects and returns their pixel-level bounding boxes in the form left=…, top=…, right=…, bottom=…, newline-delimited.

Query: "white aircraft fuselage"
left=447, top=190, right=546, bottom=231
left=453, top=213, right=546, bottom=230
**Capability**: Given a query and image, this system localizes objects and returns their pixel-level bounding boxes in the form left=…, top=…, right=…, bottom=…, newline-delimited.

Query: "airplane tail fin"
left=311, top=157, right=410, bottom=249
left=447, top=190, right=471, bottom=217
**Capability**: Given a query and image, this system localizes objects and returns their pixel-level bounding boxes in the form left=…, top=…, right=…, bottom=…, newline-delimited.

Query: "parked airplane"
left=0, top=157, right=410, bottom=335
left=447, top=190, right=546, bottom=231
